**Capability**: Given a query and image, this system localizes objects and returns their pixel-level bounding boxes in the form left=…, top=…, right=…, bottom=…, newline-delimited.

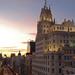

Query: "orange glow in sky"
left=0, top=0, right=74, bottom=56
left=0, top=23, right=35, bottom=56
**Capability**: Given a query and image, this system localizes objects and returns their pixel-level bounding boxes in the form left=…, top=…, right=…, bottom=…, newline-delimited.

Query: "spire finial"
left=18, top=50, right=21, bottom=56
left=44, top=0, right=47, bottom=8
left=45, top=0, right=47, bottom=6
left=72, top=19, right=74, bottom=24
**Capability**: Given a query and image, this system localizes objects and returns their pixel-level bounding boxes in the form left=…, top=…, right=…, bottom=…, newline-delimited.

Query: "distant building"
left=0, top=53, right=3, bottom=67
left=11, top=51, right=26, bottom=75
left=26, top=40, right=35, bottom=75
left=11, top=53, right=15, bottom=58
left=25, top=53, right=32, bottom=75
left=32, top=0, right=75, bottom=75
left=27, top=40, right=35, bottom=54
left=0, top=53, right=2, bottom=60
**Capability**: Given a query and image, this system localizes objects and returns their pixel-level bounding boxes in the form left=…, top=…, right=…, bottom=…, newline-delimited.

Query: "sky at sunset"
left=0, top=0, right=75, bottom=56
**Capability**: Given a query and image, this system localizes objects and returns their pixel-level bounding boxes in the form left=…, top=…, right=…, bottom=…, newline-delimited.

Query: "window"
left=47, top=26, right=48, bottom=28
left=57, top=27, right=59, bottom=30
left=66, top=35, right=68, bottom=38
left=73, top=50, right=75, bottom=54
left=44, top=30, right=45, bottom=32
left=53, top=40, right=55, bottom=43
left=49, top=46, right=51, bottom=49
left=64, top=56, right=71, bottom=60
left=52, top=55, right=54, bottom=60
left=70, top=28, right=72, bottom=31
left=62, top=27, right=64, bottom=30
left=63, top=35, right=65, bottom=38
left=58, top=55, right=61, bottom=60
left=52, top=62, right=54, bottom=66
left=48, top=68, right=49, bottom=72
left=53, top=45, right=55, bottom=48
left=48, top=55, right=49, bottom=59
left=71, top=35, right=73, bottom=38
left=52, top=68, right=54, bottom=73
left=48, top=61, right=49, bottom=65
left=60, top=27, right=61, bottom=30
left=54, top=27, right=55, bottom=30
left=70, top=62, right=72, bottom=66
left=64, top=40, right=65, bottom=43
left=66, top=40, right=69, bottom=43
left=44, top=25, right=45, bottom=27
left=60, top=40, right=62, bottom=43
left=48, top=49, right=49, bottom=51
left=69, top=50, right=71, bottom=54
left=64, top=56, right=67, bottom=60
left=64, top=50, right=68, bottom=54
left=59, top=68, right=62, bottom=73
left=59, top=62, right=61, bottom=66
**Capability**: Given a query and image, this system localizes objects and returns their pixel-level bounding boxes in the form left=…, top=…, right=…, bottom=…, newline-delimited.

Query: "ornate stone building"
left=32, top=0, right=75, bottom=75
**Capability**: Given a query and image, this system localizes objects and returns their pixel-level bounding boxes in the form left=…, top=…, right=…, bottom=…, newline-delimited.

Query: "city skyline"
left=0, top=0, right=75, bottom=56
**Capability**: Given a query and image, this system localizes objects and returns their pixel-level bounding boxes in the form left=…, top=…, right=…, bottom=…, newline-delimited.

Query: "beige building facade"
left=32, top=1, right=75, bottom=75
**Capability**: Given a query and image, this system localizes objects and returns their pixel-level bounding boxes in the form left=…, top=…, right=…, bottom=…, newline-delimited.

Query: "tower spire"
left=44, top=0, right=47, bottom=9
left=45, top=0, right=47, bottom=7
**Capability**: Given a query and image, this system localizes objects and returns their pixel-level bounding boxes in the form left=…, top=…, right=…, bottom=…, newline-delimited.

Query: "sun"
left=0, top=23, right=35, bottom=57
left=0, top=23, right=27, bottom=55
left=0, top=24, right=20, bottom=47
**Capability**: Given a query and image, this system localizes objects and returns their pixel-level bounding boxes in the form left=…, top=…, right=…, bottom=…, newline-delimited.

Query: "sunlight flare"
left=0, top=23, right=34, bottom=56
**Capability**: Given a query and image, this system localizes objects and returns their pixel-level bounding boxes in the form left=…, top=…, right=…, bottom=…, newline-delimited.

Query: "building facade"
left=62, top=46, right=75, bottom=75
left=32, top=0, right=75, bottom=75
left=27, top=40, right=35, bottom=54
left=25, top=41, right=35, bottom=75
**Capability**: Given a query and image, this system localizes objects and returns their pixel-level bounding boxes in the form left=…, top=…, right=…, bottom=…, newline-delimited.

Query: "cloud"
left=28, top=33, right=36, bottom=35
